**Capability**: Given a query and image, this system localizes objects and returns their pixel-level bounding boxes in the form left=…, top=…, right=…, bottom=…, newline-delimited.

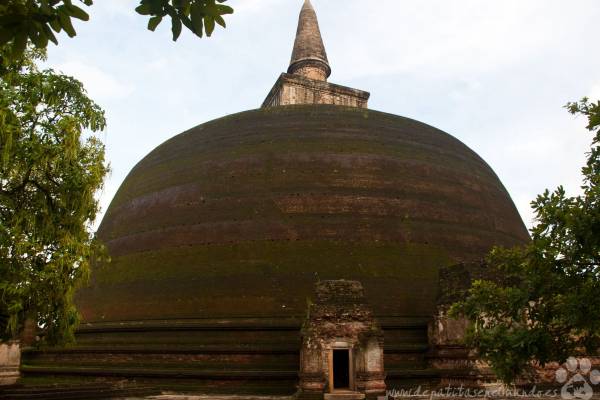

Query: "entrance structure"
left=299, top=280, right=386, bottom=399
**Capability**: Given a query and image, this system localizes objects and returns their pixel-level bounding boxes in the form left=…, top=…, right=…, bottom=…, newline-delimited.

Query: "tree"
left=450, top=98, right=600, bottom=383
left=0, top=0, right=233, bottom=347
left=0, top=0, right=234, bottom=61
left=0, top=45, right=108, bottom=345
left=0, top=0, right=233, bottom=348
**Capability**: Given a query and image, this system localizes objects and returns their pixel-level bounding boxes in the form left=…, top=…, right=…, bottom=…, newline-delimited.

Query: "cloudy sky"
left=44, top=0, right=600, bottom=230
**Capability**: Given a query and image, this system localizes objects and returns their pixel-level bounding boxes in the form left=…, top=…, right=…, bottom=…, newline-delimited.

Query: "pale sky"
left=43, top=0, right=600, bottom=230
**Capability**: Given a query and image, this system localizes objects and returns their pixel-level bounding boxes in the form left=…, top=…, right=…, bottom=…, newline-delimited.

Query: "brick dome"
left=77, top=105, right=529, bottom=323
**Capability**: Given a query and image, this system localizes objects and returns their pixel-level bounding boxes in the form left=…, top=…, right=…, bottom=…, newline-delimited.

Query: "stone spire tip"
left=288, top=0, right=331, bottom=81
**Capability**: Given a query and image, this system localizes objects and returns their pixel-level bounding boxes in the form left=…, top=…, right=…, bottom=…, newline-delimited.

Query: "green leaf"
left=171, top=16, right=182, bottom=41
left=204, top=16, right=214, bottom=37
left=147, top=15, right=163, bottom=31
left=66, top=5, right=90, bottom=21
left=42, top=24, right=59, bottom=45
left=58, top=13, right=77, bottom=37
left=11, top=32, right=27, bottom=59
left=214, top=15, right=225, bottom=28
left=216, top=4, right=233, bottom=15
left=49, top=17, right=62, bottom=33
left=190, top=2, right=204, bottom=36
left=180, top=15, right=193, bottom=32
left=135, top=4, right=151, bottom=15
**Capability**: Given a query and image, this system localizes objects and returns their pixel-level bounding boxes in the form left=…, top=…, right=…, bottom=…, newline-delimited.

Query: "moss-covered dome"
left=78, top=105, right=528, bottom=323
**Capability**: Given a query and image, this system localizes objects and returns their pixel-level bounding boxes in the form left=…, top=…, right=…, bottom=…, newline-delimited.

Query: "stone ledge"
left=262, top=73, right=370, bottom=109
left=76, top=317, right=304, bottom=333
left=21, top=365, right=297, bottom=380
left=148, top=396, right=292, bottom=400
left=23, top=344, right=300, bottom=355
left=324, top=392, right=366, bottom=400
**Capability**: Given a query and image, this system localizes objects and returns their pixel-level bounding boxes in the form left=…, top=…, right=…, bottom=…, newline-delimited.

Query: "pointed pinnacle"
left=288, top=0, right=331, bottom=79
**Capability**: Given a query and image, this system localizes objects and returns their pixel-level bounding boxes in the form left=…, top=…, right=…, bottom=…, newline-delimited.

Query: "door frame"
left=328, top=341, right=354, bottom=392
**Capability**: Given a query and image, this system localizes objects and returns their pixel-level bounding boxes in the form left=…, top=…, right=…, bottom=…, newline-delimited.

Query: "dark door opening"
left=333, top=349, right=350, bottom=390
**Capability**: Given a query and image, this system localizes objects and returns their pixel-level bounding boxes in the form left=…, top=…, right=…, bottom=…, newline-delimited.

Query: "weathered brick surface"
left=262, top=73, right=369, bottom=108
left=299, top=280, right=386, bottom=395
left=79, top=105, right=529, bottom=323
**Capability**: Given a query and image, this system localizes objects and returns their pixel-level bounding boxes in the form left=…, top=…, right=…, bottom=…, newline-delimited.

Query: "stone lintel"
left=262, top=73, right=370, bottom=109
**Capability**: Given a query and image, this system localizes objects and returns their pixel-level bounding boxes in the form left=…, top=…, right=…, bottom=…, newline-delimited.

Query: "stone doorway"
left=332, top=349, right=351, bottom=390
left=297, top=280, right=386, bottom=399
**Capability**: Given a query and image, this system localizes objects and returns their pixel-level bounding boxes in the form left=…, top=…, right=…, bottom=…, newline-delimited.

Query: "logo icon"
left=556, top=357, right=600, bottom=400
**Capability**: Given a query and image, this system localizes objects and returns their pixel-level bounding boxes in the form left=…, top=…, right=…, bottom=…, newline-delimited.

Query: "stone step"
left=324, top=392, right=366, bottom=400
left=0, top=384, right=158, bottom=400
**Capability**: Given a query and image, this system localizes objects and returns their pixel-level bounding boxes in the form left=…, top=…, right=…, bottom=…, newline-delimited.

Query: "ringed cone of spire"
left=288, top=0, right=331, bottom=81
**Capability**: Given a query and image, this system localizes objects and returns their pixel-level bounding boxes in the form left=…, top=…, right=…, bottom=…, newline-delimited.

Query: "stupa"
left=20, top=1, right=529, bottom=397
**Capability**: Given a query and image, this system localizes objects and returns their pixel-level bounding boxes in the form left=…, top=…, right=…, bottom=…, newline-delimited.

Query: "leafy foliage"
left=0, top=0, right=233, bottom=62
left=0, top=46, right=108, bottom=345
left=450, top=98, right=600, bottom=383
left=135, top=0, right=233, bottom=41
left=0, top=0, right=93, bottom=61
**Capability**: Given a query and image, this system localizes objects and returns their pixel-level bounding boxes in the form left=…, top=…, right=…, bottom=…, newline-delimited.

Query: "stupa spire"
left=262, top=0, right=369, bottom=108
left=288, top=0, right=331, bottom=81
